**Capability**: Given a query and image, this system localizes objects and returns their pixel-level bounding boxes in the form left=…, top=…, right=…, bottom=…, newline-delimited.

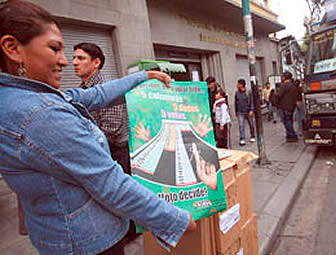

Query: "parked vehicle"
left=304, top=1, right=336, bottom=146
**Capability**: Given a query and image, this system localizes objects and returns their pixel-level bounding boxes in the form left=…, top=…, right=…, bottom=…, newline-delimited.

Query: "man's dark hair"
left=282, top=71, right=293, bottom=81
left=205, top=76, right=216, bottom=84
left=74, top=42, right=105, bottom=70
left=238, top=79, right=246, bottom=87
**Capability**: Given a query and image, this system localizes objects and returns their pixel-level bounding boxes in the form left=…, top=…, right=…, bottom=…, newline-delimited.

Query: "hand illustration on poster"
left=126, top=80, right=227, bottom=224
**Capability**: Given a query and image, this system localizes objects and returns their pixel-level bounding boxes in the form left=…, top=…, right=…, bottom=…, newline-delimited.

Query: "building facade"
left=30, top=0, right=284, bottom=100
left=279, top=36, right=305, bottom=80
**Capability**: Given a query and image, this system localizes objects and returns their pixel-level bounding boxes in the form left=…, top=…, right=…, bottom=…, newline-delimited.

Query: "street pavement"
left=228, top=116, right=317, bottom=255
left=0, top=116, right=317, bottom=255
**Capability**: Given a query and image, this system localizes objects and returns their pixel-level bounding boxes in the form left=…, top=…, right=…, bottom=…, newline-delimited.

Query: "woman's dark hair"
left=0, top=0, right=59, bottom=71
left=74, top=43, right=105, bottom=70
left=215, top=88, right=226, bottom=98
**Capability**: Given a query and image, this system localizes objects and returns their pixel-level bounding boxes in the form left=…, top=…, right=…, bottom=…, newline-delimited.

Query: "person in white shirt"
left=213, top=88, right=231, bottom=148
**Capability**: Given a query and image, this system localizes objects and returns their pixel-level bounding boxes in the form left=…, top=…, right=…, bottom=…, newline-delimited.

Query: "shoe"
left=273, top=120, right=277, bottom=124
left=250, top=138, right=255, bottom=143
left=240, top=140, right=246, bottom=146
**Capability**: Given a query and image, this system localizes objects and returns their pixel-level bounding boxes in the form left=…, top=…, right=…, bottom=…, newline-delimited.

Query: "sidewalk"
left=0, top=118, right=317, bottom=255
left=229, top=117, right=317, bottom=255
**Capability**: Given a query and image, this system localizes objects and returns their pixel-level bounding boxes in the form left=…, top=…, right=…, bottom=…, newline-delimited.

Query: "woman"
left=0, top=1, right=195, bottom=254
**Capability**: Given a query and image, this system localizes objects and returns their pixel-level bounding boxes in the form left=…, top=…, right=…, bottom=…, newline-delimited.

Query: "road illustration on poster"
left=131, top=119, right=219, bottom=189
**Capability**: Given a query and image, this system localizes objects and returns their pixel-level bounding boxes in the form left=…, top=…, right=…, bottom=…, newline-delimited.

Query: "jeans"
left=238, top=113, right=255, bottom=141
left=278, top=109, right=297, bottom=139
left=266, top=102, right=272, bottom=120
left=272, top=106, right=278, bottom=121
left=269, top=103, right=278, bottom=121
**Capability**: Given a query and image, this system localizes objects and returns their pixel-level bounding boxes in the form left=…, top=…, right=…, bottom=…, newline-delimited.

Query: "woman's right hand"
left=147, top=70, right=171, bottom=88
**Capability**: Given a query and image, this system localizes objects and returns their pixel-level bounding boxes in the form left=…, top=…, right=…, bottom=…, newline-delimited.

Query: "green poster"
left=126, top=80, right=227, bottom=224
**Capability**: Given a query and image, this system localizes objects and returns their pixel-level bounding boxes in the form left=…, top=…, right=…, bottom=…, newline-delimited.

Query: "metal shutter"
left=59, top=23, right=118, bottom=90
left=236, top=55, right=250, bottom=85
left=235, top=55, right=264, bottom=86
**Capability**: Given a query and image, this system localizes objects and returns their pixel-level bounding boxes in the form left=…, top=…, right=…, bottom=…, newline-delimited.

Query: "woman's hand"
left=147, top=71, right=171, bottom=88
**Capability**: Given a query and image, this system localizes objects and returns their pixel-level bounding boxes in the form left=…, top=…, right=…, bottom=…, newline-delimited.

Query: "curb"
left=257, top=145, right=318, bottom=255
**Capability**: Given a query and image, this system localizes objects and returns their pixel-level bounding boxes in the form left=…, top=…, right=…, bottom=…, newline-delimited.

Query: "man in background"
left=275, top=71, right=299, bottom=142
left=234, top=79, right=255, bottom=146
left=206, top=76, right=219, bottom=138
left=73, top=42, right=131, bottom=174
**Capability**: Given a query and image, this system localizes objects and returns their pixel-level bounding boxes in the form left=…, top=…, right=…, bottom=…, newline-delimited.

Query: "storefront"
left=31, top=0, right=283, bottom=99
left=147, top=0, right=283, bottom=99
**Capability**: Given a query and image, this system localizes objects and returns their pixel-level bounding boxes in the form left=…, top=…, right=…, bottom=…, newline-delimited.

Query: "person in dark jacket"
left=206, top=76, right=219, bottom=138
left=234, top=79, right=255, bottom=146
left=275, top=72, right=299, bottom=142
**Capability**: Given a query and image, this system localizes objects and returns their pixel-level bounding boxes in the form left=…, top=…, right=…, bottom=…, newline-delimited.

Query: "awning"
left=156, top=63, right=186, bottom=73
left=128, top=59, right=186, bottom=73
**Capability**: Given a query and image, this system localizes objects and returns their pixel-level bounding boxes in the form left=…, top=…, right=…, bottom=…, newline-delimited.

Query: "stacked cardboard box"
left=143, top=149, right=258, bottom=255
left=214, top=149, right=258, bottom=255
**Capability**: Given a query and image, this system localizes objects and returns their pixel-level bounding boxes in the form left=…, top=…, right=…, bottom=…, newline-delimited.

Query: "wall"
left=147, top=0, right=279, bottom=102
left=29, top=0, right=154, bottom=75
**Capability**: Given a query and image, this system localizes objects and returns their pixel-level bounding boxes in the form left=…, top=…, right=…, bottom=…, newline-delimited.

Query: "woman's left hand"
left=147, top=71, right=171, bottom=88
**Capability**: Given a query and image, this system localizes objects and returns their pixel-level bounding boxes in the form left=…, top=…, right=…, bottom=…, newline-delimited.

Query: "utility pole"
left=242, top=0, right=270, bottom=165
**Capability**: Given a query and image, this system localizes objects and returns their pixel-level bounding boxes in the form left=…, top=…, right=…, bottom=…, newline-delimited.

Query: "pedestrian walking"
left=213, top=88, right=231, bottom=149
left=275, top=72, right=299, bottom=142
left=234, top=79, right=256, bottom=146
left=269, top=83, right=280, bottom=124
left=262, top=82, right=272, bottom=121
left=0, top=1, right=196, bottom=254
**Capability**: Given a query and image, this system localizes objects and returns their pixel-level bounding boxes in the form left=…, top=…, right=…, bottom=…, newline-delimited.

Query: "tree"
left=305, top=0, right=325, bottom=21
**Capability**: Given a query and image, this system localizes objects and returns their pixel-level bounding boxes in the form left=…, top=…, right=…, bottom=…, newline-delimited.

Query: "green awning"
left=156, top=63, right=186, bottom=73
left=128, top=59, right=186, bottom=73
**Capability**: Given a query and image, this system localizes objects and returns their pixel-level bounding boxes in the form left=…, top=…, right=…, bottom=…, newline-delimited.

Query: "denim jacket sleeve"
left=20, top=101, right=189, bottom=248
left=64, top=71, right=148, bottom=111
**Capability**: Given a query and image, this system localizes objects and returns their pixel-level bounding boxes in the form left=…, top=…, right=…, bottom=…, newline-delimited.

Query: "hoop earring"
left=17, top=63, right=27, bottom=77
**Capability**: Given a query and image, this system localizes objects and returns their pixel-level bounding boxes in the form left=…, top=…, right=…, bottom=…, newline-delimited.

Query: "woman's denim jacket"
left=0, top=72, right=189, bottom=255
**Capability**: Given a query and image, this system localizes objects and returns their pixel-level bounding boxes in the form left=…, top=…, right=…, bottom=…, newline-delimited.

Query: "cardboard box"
left=144, top=149, right=257, bottom=255
left=214, top=167, right=254, bottom=253
left=241, top=214, right=259, bottom=255
left=218, top=149, right=257, bottom=177
left=219, top=159, right=236, bottom=188
left=216, top=214, right=258, bottom=255
left=143, top=216, right=216, bottom=255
